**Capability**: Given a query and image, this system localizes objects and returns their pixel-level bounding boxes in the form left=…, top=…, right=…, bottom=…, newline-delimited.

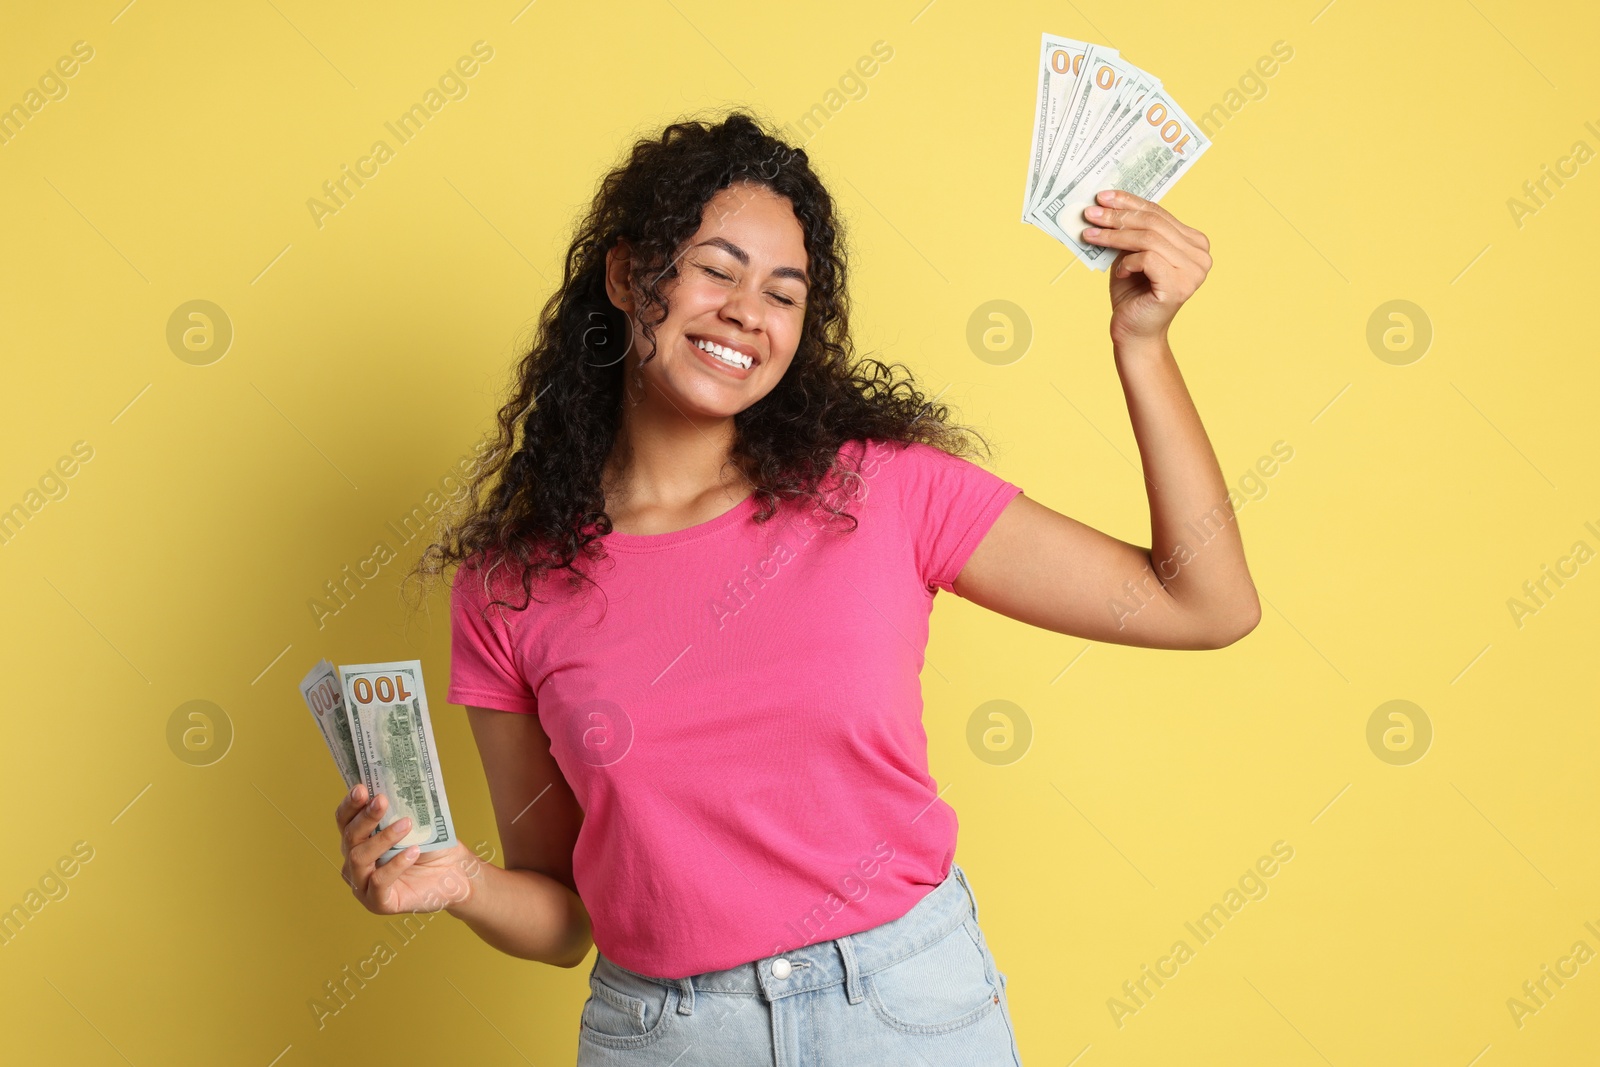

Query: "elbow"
left=525, top=926, right=592, bottom=969
left=553, top=942, right=594, bottom=969
left=551, top=896, right=595, bottom=968
left=1184, top=589, right=1260, bottom=650
left=504, top=871, right=594, bottom=968
left=1208, top=596, right=1261, bottom=649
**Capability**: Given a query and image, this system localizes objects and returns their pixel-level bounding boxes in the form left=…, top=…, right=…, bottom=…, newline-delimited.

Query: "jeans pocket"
left=579, top=954, right=676, bottom=1050
left=865, top=918, right=1001, bottom=1035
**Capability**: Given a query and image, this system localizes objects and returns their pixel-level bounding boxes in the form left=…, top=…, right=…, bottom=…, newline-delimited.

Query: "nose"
left=718, top=281, right=764, bottom=333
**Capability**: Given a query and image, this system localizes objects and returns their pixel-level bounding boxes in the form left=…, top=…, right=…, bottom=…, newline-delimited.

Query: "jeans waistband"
left=603, top=862, right=983, bottom=1014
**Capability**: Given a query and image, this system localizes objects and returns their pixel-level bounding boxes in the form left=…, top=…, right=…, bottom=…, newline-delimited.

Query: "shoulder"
left=823, top=437, right=913, bottom=500
left=859, top=437, right=1023, bottom=520
left=824, top=436, right=1008, bottom=503
left=847, top=436, right=973, bottom=482
left=817, top=438, right=981, bottom=518
left=449, top=550, right=548, bottom=622
left=833, top=436, right=936, bottom=472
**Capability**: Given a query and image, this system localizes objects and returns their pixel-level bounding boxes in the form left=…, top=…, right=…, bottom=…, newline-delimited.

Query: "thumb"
left=368, top=845, right=421, bottom=909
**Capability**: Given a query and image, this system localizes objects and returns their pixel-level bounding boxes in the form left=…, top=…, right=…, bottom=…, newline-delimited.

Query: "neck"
left=604, top=375, right=745, bottom=511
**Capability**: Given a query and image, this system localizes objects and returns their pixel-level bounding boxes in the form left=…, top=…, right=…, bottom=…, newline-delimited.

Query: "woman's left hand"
left=1080, top=189, right=1211, bottom=347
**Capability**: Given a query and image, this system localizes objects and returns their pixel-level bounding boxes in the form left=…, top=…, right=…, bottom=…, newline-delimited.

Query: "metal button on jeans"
left=771, top=958, right=792, bottom=979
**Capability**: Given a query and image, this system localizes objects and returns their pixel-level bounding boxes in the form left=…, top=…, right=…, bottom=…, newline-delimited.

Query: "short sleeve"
left=447, top=562, right=539, bottom=714
left=891, top=441, right=1024, bottom=595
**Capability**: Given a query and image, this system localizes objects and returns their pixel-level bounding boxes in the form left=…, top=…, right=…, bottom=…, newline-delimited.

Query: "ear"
left=604, top=240, right=634, bottom=312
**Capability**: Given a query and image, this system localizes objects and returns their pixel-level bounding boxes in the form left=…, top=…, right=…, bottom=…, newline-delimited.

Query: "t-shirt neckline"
left=598, top=490, right=761, bottom=551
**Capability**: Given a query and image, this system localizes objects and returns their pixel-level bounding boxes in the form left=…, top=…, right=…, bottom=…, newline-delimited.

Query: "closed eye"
left=701, top=265, right=800, bottom=307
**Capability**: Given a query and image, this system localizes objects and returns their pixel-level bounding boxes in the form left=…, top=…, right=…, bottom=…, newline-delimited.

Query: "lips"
left=686, top=335, right=762, bottom=380
left=687, top=333, right=760, bottom=365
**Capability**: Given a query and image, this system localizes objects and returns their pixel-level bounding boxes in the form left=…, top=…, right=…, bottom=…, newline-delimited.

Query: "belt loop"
left=953, top=863, right=980, bottom=921
left=837, top=934, right=865, bottom=1005
left=676, top=975, right=696, bottom=1015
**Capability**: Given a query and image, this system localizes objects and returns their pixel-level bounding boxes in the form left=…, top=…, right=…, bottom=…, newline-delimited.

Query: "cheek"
left=778, top=315, right=806, bottom=357
left=768, top=327, right=803, bottom=372
left=660, top=278, right=720, bottom=323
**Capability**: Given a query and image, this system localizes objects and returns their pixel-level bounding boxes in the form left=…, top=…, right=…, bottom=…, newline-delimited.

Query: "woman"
left=333, top=110, right=1256, bottom=1064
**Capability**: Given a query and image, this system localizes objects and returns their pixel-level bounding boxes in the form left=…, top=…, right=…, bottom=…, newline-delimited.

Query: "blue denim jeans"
left=575, top=862, right=1023, bottom=1065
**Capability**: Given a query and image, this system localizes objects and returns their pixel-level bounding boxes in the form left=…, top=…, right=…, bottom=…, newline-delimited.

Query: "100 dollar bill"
left=339, top=659, right=458, bottom=865
left=1023, top=33, right=1101, bottom=221
left=298, top=659, right=361, bottom=790
left=1033, top=87, right=1211, bottom=270
left=1028, top=44, right=1140, bottom=219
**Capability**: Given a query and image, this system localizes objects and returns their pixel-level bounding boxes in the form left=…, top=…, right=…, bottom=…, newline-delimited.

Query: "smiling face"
left=605, top=181, right=810, bottom=421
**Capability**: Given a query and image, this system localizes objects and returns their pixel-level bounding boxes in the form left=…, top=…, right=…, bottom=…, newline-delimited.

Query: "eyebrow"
left=692, top=237, right=809, bottom=289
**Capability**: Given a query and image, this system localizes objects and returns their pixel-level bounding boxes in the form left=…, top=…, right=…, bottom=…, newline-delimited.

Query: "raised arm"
left=954, top=189, right=1259, bottom=650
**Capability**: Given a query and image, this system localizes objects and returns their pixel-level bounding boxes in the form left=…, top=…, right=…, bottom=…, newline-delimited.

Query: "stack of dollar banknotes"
left=298, top=659, right=457, bottom=866
left=1023, top=34, right=1211, bottom=270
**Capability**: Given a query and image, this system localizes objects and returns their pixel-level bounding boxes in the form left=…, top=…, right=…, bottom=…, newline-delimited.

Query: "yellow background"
left=3, top=0, right=1596, bottom=1063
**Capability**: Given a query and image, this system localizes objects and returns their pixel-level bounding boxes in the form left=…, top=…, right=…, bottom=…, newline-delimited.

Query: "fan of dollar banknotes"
left=299, top=659, right=458, bottom=866
left=1023, top=34, right=1211, bottom=271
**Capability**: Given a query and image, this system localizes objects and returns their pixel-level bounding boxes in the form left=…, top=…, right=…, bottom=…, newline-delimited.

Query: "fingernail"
left=395, top=818, right=412, bottom=833
left=366, top=796, right=380, bottom=814
left=1083, top=227, right=1102, bottom=238
left=1085, top=205, right=1105, bottom=220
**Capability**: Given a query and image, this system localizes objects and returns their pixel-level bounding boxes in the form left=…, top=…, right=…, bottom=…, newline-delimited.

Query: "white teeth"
left=693, top=338, right=752, bottom=370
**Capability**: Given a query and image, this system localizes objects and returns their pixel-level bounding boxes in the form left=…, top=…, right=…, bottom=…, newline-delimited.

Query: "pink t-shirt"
left=447, top=437, right=1024, bottom=978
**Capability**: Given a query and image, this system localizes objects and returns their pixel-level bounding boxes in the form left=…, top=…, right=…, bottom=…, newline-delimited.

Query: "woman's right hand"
left=335, top=782, right=480, bottom=915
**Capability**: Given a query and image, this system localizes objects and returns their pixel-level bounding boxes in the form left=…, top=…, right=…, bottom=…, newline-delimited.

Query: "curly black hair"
left=408, top=107, right=995, bottom=616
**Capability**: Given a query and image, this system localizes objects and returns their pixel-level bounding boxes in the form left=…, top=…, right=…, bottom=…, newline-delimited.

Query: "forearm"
left=447, top=860, right=594, bottom=967
left=1114, top=333, right=1259, bottom=634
